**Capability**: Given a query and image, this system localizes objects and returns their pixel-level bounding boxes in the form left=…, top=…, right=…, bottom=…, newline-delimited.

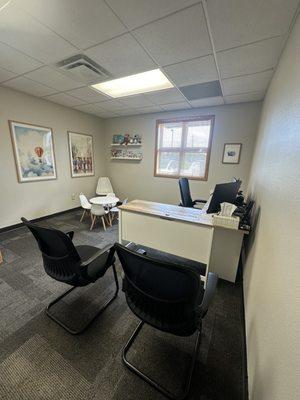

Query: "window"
left=154, top=116, right=214, bottom=180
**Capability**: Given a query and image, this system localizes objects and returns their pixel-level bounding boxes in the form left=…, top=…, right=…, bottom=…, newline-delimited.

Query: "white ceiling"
left=0, top=0, right=299, bottom=118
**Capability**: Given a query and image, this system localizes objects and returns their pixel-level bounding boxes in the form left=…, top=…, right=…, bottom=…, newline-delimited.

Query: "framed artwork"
left=222, top=143, right=242, bottom=164
left=9, top=120, right=57, bottom=183
left=68, top=131, right=94, bottom=178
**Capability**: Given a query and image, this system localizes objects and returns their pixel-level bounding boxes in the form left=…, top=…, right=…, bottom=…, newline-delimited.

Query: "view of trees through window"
left=155, top=116, right=214, bottom=180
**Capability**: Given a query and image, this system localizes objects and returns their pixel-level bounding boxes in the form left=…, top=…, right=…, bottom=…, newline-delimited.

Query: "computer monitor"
left=206, top=180, right=241, bottom=214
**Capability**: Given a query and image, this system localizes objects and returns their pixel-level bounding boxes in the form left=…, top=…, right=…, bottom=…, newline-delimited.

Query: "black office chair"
left=21, top=217, right=119, bottom=335
left=179, top=178, right=206, bottom=208
left=115, top=243, right=218, bottom=400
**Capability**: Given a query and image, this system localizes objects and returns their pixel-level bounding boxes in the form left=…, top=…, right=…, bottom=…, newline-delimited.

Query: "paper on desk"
left=219, top=202, right=237, bottom=217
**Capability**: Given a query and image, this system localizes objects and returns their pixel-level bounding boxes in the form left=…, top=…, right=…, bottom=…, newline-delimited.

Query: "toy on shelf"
left=112, top=134, right=142, bottom=145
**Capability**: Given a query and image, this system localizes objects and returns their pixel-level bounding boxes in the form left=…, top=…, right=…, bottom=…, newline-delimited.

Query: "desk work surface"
left=119, top=199, right=214, bottom=227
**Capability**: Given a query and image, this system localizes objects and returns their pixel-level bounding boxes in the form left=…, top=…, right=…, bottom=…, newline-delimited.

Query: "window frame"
left=154, top=115, right=215, bottom=181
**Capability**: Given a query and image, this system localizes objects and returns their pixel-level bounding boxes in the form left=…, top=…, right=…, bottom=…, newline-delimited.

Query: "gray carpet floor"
left=0, top=210, right=246, bottom=400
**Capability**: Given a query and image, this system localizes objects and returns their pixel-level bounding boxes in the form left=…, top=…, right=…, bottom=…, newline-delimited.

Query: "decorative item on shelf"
left=111, top=148, right=143, bottom=160
left=222, top=143, right=242, bottom=164
left=112, top=133, right=142, bottom=146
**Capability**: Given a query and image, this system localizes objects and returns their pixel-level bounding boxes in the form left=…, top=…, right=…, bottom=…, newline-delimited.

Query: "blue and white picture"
left=10, top=121, right=57, bottom=182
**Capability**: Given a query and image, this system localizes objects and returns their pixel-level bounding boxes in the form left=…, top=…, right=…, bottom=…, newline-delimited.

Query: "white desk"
left=119, top=200, right=247, bottom=283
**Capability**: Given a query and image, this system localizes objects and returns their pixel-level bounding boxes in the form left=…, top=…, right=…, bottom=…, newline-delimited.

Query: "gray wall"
left=104, top=102, right=261, bottom=204
left=0, top=87, right=105, bottom=229
left=244, top=13, right=300, bottom=400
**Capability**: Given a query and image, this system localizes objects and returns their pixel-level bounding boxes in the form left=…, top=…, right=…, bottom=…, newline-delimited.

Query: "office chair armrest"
left=197, top=272, right=218, bottom=318
left=80, top=244, right=115, bottom=267
left=66, top=231, right=74, bottom=240
left=194, top=199, right=207, bottom=204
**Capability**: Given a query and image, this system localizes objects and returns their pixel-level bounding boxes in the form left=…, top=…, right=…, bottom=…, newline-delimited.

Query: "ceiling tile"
left=73, top=103, right=106, bottom=114
left=0, top=42, right=42, bottom=74
left=160, top=101, right=192, bottom=111
left=118, top=94, right=155, bottom=108
left=95, top=99, right=130, bottom=111
left=65, top=86, right=111, bottom=103
left=94, top=111, right=118, bottom=118
left=3, top=76, right=57, bottom=97
left=217, top=36, right=285, bottom=79
left=107, top=0, right=199, bottom=29
left=0, top=67, right=16, bottom=83
left=43, top=93, right=86, bottom=107
left=0, top=3, right=77, bottom=63
left=24, top=66, right=83, bottom=91
left=20, top=0, right=126, bottom=49
left=164, top=55, right=218, bottom=87
left=222, top=70, right=274, bottom=96
left=114, top=109, right=138, bottom=116
left=190, top=97, right=224, bottom=108
left=133, top=4, right=212, bottom=65
left=207, top=0, right=299, bottom=51
left=85, top=34, right=156, bottom=78
left=145, top=88, right=186, bottom=105
left=224, top=92, right=265, bottom=104
left=134, top=105, right=163, bottom=113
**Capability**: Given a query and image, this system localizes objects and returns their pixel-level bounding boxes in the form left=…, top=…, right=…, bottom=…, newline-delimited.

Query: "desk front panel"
left=120, top=210, right=214, bottom=266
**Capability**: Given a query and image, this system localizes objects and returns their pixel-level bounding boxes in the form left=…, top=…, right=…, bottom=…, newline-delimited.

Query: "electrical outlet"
left=71, top=193, right=76, bottom=200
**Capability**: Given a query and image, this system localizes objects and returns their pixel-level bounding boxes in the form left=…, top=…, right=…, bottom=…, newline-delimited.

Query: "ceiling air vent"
left=56, top=54, right=112, bottom=84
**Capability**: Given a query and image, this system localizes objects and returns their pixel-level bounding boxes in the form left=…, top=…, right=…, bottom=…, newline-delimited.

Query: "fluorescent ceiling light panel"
left=91, top=69, right=173, bottom=98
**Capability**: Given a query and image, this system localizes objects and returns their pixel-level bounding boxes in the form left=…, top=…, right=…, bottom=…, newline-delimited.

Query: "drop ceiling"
left=0, top=0, right=299, bottom=119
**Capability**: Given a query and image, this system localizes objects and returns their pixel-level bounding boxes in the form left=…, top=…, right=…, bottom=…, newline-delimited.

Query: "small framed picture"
left=222, top=143, right=242, bottom=164
left=68, top=131, right=94, bottom=177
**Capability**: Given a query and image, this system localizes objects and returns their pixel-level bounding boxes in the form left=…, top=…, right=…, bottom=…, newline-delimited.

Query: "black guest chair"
left=115, top=243, right=218, bottom=400
left=179, top=177, right=206, bottom=208
left=21, top=217, right=119, bottom=335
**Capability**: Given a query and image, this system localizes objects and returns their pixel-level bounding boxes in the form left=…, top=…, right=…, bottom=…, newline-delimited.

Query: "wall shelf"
left=111, top=157, right=142, bottom=161
left=111, top=143, right=141, bottom=147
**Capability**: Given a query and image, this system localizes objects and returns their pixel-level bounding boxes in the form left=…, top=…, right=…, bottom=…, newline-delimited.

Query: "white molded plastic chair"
left=79, top=194, right=92, bottom=222
left=96, top=177, right=113, bottom=195
left=90, top=204, right=110, bottom=231
left=111, top=198, right=128, bottom=223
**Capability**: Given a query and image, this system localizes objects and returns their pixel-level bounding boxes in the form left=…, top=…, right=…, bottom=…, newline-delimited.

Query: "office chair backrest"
left=21, top=218, right=81, bottom=283
left=179, top=177, right=194, bottom=207
left=115, top=243, right=201, bottom=326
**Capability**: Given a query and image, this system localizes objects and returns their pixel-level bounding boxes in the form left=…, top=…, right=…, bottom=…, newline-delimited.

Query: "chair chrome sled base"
left=122, top=320, right=202, bottom=400
left=46, top=264, right=119, bottom=335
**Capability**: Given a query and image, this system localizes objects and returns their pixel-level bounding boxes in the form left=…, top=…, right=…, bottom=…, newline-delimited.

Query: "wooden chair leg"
left=101, top=217, right=106, bottom=231
left=90, top=215, right=96, bottom=231
left=80, top=209, right=86, bottom=222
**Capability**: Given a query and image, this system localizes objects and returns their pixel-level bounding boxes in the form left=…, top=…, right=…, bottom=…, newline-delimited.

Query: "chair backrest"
left=79, top=193, right=90, bottom=208
left=91, top=204, right=106, bottom=216
left=115, top=243, right=202, bottom=330
left=179, top=178, right=194, bottom=207
left=21, top=218, right=81, bottom=284
left=96, top=177, right=113, bottom=195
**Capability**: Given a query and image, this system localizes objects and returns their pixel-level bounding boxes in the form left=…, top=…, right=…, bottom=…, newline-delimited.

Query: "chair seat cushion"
left=76, top=245, right=115, bottom=282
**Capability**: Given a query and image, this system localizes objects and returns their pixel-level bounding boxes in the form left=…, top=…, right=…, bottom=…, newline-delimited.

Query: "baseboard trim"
left=0, top=207, right=81, bottom=234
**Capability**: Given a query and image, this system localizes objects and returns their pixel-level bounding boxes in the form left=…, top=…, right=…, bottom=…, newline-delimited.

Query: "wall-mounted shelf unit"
left=111, top=156, right=143, bottom=161
left=110, top=143, right=141, bottom=147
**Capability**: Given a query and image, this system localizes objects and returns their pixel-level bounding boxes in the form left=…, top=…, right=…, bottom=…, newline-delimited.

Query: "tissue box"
left=212, top=215, right=240, bottom=230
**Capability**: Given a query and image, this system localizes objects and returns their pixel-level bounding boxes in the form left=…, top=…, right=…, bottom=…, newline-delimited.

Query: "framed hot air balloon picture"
left=68, top=131, right=94, bottom=178
left=9, top=120, right=57, bottom=183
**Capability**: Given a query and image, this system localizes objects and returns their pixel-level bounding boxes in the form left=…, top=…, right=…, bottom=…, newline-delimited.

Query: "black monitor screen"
left=206, top=181, right=241, bottom=214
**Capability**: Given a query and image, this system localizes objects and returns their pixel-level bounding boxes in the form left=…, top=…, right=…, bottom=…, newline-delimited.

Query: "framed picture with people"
left=68, top=131, right=94, bottom=178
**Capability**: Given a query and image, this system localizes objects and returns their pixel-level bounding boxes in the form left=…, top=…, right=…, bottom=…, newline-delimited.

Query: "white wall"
left=244, top=12, right=300, bottom=400
left=0, top=87, right=105, bottom=229
left=104, top=102, right=261, bottom=204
